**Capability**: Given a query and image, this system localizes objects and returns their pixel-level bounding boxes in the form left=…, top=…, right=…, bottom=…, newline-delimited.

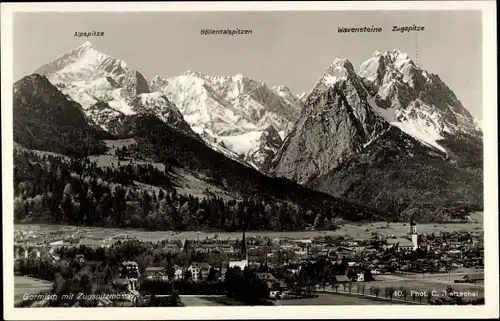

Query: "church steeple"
left=241, top=224, right=247, bottom=260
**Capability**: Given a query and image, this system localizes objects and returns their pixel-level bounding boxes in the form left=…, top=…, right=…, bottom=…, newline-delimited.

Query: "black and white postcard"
left=2, top=1, right=498, bottom=320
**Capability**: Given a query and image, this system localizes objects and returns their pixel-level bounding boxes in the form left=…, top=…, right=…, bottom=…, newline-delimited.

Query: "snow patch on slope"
left=367, top=95, right=446, bottom=152
left=152, top=71, right=302, bottom=169
left=219, top=131, right=264, bottom=155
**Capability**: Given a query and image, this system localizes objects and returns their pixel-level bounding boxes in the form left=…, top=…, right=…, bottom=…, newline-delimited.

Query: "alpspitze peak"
left=73, top=41, right=98, bottom=56
left=78, top=41, right=95, bottom=50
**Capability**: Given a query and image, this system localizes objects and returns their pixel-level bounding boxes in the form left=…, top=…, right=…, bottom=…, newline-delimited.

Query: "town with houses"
left=14, top=220, right=485, bottom=307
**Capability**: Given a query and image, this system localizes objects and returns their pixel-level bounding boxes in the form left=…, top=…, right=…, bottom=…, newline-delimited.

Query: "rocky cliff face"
left=358, top=50, right=481, bottom=152
left=120, top=70, right=151, bottom=100
left=271, top=52, right=483, bottom=217
left=272, top=59, right=389, bottom=184
left=13, top=74, right=109, bottom=156
left=128, top=92, right=197, bottom=138
left=150, top=71, right=303, bottom=168
left=246, top=125, right=283, bottom=171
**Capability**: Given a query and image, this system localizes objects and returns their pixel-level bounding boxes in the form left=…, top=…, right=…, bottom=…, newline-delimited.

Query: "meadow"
left=15, top=214, right=483, bottom=243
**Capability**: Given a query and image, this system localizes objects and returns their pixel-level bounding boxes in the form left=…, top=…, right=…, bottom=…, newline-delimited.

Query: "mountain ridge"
left=271, top=51, right=483, bottom=218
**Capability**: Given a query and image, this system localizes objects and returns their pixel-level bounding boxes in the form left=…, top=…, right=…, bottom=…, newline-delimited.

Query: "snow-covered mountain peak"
left=357, top=50, right=481, bottom=151
left=232, top=73, right=245, bottom=81
left=76, top=41, right=96, bottom=52
left=182, top=70, right=207, bottom=78
left=382, top=49, right=415, bottom=69
left=271, top=85, right=293, bottom=97
left=35, top=42, right=129, bottom=82
left=331, top=57, right=353, bottom=67
left=322, top=58, right=356, bottom=82
left=359, top=49, right=426, bottom=91
left=304, top=57, right=362, bottom=105
left=150, top=70, right=303, bottom=168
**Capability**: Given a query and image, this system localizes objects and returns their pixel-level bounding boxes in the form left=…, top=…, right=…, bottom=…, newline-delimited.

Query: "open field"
left=15, top=214, right=483, bottom=243
left=14, top=276, right=53, bottom=304
left=319, top=269, right=485, bottom=301
left=277, top=293, right=408, bottom=305
left=367, top=271, right=484, bottom=298
left=183, top=296, right=245, bottom=306
left=180, top=296, right=229, bottom=306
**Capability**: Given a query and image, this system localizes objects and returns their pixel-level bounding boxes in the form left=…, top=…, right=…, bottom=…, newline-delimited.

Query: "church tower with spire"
left=410, top=219, right=418, bottom=250
left=228, top=222, right=249, bottom=270
left=241, top=226, right=248, bottom=262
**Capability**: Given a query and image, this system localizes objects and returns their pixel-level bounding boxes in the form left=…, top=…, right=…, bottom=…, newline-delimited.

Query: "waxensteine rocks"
left=271, top=51, right=483, bottom=220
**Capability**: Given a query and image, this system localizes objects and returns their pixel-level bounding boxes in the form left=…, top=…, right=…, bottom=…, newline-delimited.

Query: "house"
left=228, top=259, right=248, bottom=271
left=256, top=272, right=277, bottom=283
left=187, top=262, right=212, bottom=282
left=285, top=268, right=299, bottom=278
left=386, top=238, right=414, bottom=252
left=163, top=244, right=180, bottom=254
left=173, top=265, right=184, bottom=280
left=122, top=261, right=140, bottom=279
left=334, top=275, right=350, bottom=283
left=144, top=267, right=168, bottom=281
left=113, top=277, right=132, bottom=292
left=200, top=264, right=213, bottom=281
left=79, top=238, right=110, bottom=248
left=28, top=248, right=41, bottom=260
left=196, top=243, right=217, bottom=253
left=14, top=246, right=28, bottom=260
left=219, top=244, right=235, bottom=254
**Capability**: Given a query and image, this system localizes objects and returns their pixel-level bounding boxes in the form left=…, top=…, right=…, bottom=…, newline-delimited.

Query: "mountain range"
left=13, top=42, right=483, bottom=226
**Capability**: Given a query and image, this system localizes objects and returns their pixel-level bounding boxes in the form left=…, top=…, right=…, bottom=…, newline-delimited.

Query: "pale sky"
left=13, top=10, right=482, bottom=119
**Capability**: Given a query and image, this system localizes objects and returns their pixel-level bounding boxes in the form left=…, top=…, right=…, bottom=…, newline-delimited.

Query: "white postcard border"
left=2, top=1, right=498, bottom=319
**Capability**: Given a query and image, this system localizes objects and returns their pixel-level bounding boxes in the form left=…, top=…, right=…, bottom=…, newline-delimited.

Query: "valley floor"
left=14, top=276, right=53, bottom=305
left=14, top=217, right=483, bottom=242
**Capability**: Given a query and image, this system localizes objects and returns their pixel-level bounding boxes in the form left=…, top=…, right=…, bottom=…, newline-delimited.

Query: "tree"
left=314, top=214, right=322, bottom=230
left=165, top=263, right=175, bottom=281
left=426, top=290, right=433, bottom=304
left=207, top=267, right=217, bottom=282
left=53, top=272, right=65, bottom=294
left=184, top=270, right=192, bottom=281
left=79, top=273, right=93, bottom=294
left=372, top=287, right=381, bottom=298
left=167, top=290, right=181, bottom=306
left=364, top=270, right=374, bottom=281
left=400, top=287, right=408, bottom=301
left=385, top=286, right=395, bottom=300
